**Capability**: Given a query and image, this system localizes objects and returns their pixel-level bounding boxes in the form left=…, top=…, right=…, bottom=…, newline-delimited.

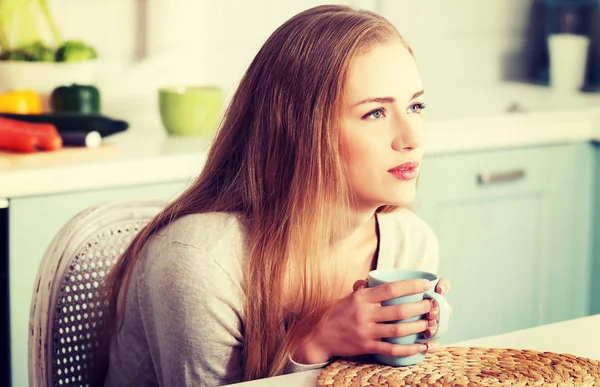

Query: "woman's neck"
left=348, top=211, right=376, bottom=241
left=332, top=209, right=378, bottom=263
left=343, top=205, right=378, bottom=242
left=324, top=209, right=379, bottom=300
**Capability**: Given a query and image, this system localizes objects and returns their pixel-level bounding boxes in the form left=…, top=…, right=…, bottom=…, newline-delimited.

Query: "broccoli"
left=55, top=40, right=97, bottom=62
left=20, top=41, right=55, bottom=61
left=0, top=50, right=28, bottom=60
left=0, top=51, right=18, bottom=60
left=0, top=41, right=55, bottom=61
left=0, top=40, right=98, bottom=62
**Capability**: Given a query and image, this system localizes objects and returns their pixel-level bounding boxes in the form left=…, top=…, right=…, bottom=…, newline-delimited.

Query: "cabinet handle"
left=477, top=169, right=525, bottom=185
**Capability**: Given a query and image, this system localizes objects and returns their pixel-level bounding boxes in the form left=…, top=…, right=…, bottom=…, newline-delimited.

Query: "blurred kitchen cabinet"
left=413, top=143, right=594, bottom=345
left=591, top=142, right=600, bottom=317
left=7, top=181, right=188, bottom=387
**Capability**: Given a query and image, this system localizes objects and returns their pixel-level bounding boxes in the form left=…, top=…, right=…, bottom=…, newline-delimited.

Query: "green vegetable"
left=0, top=49, right=27, bottom=60
left=0, top=40, right=98, bottom=62
left=0, top=0, right=62, bottom=53
left=0, top=0, right=98, bottom=62
left=55, top=40, right=97, bottom=62
left=21, top=41, right=55, bottom=61
left=0, top=41, right=55, bottom=61
left=51, top=84, right=101, bottom=114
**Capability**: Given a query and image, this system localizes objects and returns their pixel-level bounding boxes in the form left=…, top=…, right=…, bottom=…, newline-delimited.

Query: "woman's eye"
left=408, top=103, right=427, bottom=114
left=363, top=108, right=386, bottom=120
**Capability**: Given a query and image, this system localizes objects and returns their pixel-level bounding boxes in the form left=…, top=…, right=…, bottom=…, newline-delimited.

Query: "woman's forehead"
left=344, top=41, right=424, bottom=105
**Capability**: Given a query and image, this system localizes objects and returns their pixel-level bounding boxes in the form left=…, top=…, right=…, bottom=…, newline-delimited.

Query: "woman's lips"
left=388, top=161, right=419, bottom=181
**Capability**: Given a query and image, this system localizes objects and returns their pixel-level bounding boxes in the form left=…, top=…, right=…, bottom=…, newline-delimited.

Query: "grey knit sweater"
left=103, top=209, right=439, bottom=386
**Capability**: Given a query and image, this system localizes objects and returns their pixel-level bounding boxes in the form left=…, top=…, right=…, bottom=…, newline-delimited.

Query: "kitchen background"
left=1, top=1, right=600, bottom=387
left=45, top=0, right=600, bottom=126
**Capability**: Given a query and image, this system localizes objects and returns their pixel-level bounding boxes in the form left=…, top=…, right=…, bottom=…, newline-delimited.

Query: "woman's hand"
left=350, top=276, right=451, bottom=354
left=423, top=277, right=452, bottom=348
left=291, top=278, right=436, bottom=365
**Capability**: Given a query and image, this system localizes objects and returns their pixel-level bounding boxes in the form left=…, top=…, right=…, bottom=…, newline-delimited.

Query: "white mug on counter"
left=548, top=33, right=590, bottom=93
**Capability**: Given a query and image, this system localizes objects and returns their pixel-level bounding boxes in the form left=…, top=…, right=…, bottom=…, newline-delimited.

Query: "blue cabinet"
left=592, top=143, right=600, bottom=316
left=8, top=181, right=189, bottom=387
left=413, top=143, right=595, bottom=345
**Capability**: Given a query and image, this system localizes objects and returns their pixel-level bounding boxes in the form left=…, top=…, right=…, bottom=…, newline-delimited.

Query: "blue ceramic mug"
left=368, top=268, right=450, bottom=366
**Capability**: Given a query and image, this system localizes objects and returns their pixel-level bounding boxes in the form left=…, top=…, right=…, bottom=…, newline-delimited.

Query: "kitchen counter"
left=1, top=85, right=599, bottom=199
left=425, top=107, right=600, bottom=155
left=232, top=314, right=600, bottom=386
left=0, top=131, right=210, bottom=199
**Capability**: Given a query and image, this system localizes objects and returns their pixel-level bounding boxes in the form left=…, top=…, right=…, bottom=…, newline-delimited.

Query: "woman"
left=102, top=4, right=450, bottom=386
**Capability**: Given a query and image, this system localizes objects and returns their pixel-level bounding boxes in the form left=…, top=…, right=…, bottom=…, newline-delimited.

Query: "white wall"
left=383, top=0, right=535, bottom=89
left=45, top=0, right=535, bottom=123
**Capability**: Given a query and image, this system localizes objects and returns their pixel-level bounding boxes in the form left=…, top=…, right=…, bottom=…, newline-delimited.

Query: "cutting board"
left=0, top=143, right=118, bottom=170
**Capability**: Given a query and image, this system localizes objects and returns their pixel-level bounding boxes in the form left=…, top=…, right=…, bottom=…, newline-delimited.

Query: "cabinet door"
left=592, top=144, right=600, bottom=316
left=413, top=143, right=593, bottom=345
left=8, top=181, right=189, bottom=387
left=543, top=143, right=594, bottom=325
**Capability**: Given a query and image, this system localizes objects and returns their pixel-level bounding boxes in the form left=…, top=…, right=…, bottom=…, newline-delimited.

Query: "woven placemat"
left=317, top=347, right=600, bottom=386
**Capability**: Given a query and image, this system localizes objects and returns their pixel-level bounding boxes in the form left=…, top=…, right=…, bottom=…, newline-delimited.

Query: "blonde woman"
left=103, top=4, right=451, bottom=386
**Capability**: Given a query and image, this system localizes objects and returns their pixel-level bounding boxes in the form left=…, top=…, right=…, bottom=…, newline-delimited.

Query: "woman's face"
left=340, top=38, right=425, bottom=210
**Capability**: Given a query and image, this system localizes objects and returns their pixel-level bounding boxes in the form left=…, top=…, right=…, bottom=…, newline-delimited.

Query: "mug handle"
left=417, top=291, right=450, bottom=342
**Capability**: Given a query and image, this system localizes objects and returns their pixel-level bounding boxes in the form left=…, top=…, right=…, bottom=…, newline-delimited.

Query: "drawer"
left=417, top=145, right=566, bottom=202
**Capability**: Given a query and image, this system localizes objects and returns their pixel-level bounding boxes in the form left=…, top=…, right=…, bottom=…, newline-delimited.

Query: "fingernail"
left=440, top=285, right=447, bottom=294
left=419, top=344, right=427, bottom=352
left=428, top=319, right=437, bottom=328
left=421, top=280, right=432, bottom=291
left=431, top=300, right=438, bottom=309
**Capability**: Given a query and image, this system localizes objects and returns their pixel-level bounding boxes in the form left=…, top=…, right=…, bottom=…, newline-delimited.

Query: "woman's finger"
left=424, top=321, right=437, bottom=338
left=427, top=301, right=452, bottom=320
left=436, top=278, right=451, bottom=294
left=425, top=341, right=441, bottom=353
left=426, top=300, right=439, bottom=321
left=375, top=300, right=432, bottom=322
left=371, top=318, right=430, bottom=339
left=368, top=340, right=427, bottom=357
left=366, top=279, right=432, bottom=303
left=353, top=279, right=368, bottom=292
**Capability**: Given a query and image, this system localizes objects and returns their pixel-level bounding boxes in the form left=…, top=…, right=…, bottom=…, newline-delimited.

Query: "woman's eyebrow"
left=352, top=96, right=395, bottom=107
left=351, top=90, right=425, bottom=107
left=410, top=89, right=425, bottom=100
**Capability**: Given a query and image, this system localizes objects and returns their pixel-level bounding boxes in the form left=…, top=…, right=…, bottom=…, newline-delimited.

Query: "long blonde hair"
left=103, top=4, right=409, bottom=381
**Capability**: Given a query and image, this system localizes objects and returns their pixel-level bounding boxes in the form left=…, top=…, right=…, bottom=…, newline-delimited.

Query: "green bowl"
left=158, top=86, right=223, bottom=137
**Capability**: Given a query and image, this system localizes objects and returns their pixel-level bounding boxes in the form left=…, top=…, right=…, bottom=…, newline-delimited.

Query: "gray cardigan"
left=103, top=209, right=439, bottom=386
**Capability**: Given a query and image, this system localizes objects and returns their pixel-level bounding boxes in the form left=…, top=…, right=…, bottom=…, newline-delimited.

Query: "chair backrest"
left=28, top=198, right=167, bottom=387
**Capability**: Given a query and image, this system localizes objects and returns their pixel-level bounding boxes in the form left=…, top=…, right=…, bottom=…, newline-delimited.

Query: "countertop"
left=231, top=314, right=600, bottom=386
left=1, top=83, right=599, bottom=199
left=0, top=132, right=210, bottom=199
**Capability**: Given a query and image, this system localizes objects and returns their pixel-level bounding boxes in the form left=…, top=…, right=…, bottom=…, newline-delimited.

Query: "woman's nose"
left=391, top=116, right=421, bottom=152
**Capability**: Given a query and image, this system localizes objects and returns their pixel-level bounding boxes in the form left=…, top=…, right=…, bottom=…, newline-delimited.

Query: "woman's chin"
left=380, top=191, right=416, bottom=207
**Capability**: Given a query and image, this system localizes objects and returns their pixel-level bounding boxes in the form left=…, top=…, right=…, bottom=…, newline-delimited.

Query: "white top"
left=103, top=208, right=439, bottom=386
left=232, top=314, right=600, bottom=386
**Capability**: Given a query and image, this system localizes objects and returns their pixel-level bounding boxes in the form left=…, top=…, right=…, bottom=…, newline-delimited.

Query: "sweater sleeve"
left=283, top=355, right=331, bottom=374
left=139, top=241, right=244, bottom=387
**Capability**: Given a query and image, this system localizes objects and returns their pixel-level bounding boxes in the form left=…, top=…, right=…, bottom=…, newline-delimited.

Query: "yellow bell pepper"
left=0, top=89, right=43, bottom=114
